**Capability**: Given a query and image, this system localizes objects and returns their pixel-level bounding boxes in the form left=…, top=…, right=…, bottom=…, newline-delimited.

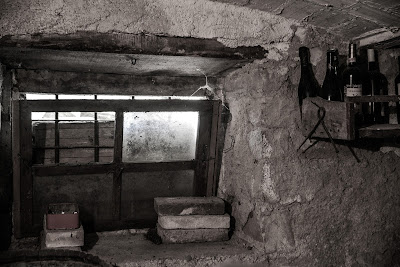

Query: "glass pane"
left=58, top=94, right=95, bottom=100
left=99, top=121, right=115, bottom=147
left=33, top=173, right=113, bottom=231
left=122, top=112, right=198, bottom=162
left=25, top=93, right=56, bottom=100
left=121, top=170, right=194, bottom=222
left=32, top=121, right=55, bottom=147
left=133, top=95, right=207, bottom=100
left=59, top=123, right=94, bottom=147
left=32, top=112, right=55, bottom=120
left=97, top=95, right=132, bottom=100
left=33, top=149, right=55, bottom=164
left=97, top=112, right=115, bottom=121
left=59, top=148, right=94, bottom=164
left=99, top=148, right=114, bottom=163
left=59, top=112, right=95, bottom=121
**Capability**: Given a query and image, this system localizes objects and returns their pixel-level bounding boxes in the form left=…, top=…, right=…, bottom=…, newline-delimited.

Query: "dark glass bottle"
left=396, top=56, right=400, bottom=124
left=364, top=49, right=389, bottom=124
left=343, top=43, right=363, bottom=125
left=319, top=49, right=343, bottom=101
left=298, top=47, right=320, bottom=115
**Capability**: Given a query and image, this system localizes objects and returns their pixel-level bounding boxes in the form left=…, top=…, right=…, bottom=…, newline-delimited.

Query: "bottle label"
left=344, top=84, right=362, bottom=97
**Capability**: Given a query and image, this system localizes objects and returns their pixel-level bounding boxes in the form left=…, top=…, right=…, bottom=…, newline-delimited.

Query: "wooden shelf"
left=302, top=97, right=355, bottom=140
left=358, top=124, right=400, bottom=139
left=345, top=95, right=400, bottom=103
left=302, top=97, right=400, bottom=141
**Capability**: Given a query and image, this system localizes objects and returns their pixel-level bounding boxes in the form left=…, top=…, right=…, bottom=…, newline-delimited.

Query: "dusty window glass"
left=122, top=112, right=198, bottom=162
left=31, top=111, right=115, bottom=165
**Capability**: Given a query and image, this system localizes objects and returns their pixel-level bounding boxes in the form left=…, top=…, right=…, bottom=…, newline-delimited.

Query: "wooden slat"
left=122, top=161, right=196, bottom=172
left=112, top=112, right=124, bottom=220
left=0, top=68, right=13, bottom=212
left=0, top=47, right=247, bottom=77
left=12, top=95, right=22, bottom=238
left=207, top=101, right=222, bottom=197
left=15, top=69, right=218, bottom=97
left=32, top=163, right=116, bottom=176
left=345, top=95, right=400, bottom=103
left=302, top=97, right=355, bottom=140
left=32, top=161, right=196, bottom=177
left=54, top=112, right=60, bottom=164
left=94, top=113, right=99, bottom=162
left=194, top=111, right=213, bottom=196
left=19, top=106, right=33, bottom=236
left=22, top=99, right=214, bottom=112
left=0, top=32, right=266, bottom=59
left=34, top=145, right=113, bottom=149
left=358, top=124, right=400, bottom=138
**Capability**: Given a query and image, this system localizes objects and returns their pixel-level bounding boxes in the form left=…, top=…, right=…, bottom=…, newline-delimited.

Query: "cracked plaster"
left=0, top=0, right=297, bottom=48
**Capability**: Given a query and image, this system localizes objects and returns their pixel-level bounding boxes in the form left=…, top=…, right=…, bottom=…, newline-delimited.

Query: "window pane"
left=32, top=121, right=55, bottom=147
left=59, top=112, right=95, bottom=121
left=59, top=122, right=94, bottom=147
left=25, top=93, right=56, bottom=100
left=33, top=149, right=55, bottom=164
left=32, top=112, right=55, bottom=120
left=99, top=121, right=115, bottom=147
left=58, top=94, right=95, bottom=100
left=97, top=112, right=115, bottom=121
left=59, top=148, right=94, bottom=164
left=99, top=148, right=114, bottom=163
left=97, top=95, right=132, bottom=100
left=134, top=95, right=206, bottom=100
left=32, top=121, right=55, bottom=164
left=122, top=112, right=198, bottom=162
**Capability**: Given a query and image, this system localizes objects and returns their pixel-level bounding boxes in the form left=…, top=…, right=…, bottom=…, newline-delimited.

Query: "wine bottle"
left=343, top=43, right=363, bottom=125
left=364, top=49, right=387, bottom=124
left=298, top=46, right=320, bottom=116
left=319, top=49, right=343, bottom=101
left=395, top=56, right=400, bottom=124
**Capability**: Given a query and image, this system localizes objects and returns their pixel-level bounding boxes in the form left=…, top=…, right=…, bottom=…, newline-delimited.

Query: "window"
left=15, top=93, right=221, bottom=236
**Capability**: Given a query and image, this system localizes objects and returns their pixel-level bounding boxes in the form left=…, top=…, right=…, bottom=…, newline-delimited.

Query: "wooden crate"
left=302, top=97, right=355, bottom=140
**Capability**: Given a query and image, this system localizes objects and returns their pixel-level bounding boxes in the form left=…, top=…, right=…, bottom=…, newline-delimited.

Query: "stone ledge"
left=158, top=214, right=230, bottom=229
left=157, top=223, right=229, bottom=244
left=154, top=197, right=225, bottom=216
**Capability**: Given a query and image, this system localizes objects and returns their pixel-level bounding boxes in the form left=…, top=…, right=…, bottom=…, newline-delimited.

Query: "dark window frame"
left=14, top=99, right=222, bottom=237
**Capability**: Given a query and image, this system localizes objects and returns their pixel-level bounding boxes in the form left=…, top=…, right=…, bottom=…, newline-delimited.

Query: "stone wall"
left=217, top=27, right=400, bottom=266
left=1, top=0, right=400, bottom=265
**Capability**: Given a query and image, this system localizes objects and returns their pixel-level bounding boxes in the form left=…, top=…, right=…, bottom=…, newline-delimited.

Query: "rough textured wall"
left=0, top=0, right=295, bottom=48
left=218, top=27, right=400, bottom=266
left=1, top=0, right=400, bottom=266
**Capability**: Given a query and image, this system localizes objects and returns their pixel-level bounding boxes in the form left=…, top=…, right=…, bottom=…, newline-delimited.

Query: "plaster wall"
left=218, top=33, right=400, bottom=266
left=1, top=0, right=400, bottom=265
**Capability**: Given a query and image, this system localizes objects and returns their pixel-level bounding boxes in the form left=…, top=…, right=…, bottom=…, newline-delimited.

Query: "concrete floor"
left=3, top=230, right=268, bottom=267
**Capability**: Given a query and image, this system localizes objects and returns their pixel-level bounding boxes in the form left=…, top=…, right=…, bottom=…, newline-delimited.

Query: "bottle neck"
left=398, top=56, right=400, bottom=73
left=326, top=51, right=338, bottom=73
left=368, top=61, right=377, bottom=71
left=367, top=49, right=377, bottom=71
left=347, top=43, right=357, bottom=67
left=301, top=63, right=312, bottom=76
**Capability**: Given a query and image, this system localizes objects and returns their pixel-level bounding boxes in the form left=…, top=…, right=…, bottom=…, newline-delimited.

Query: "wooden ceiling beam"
left=0, top=32, right=266, bottom=59
left=0, top=47, right=248, bottom=76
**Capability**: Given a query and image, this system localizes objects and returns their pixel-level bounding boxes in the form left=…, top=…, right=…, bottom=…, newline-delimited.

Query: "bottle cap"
left=299, top=46, right=310, bottom=65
